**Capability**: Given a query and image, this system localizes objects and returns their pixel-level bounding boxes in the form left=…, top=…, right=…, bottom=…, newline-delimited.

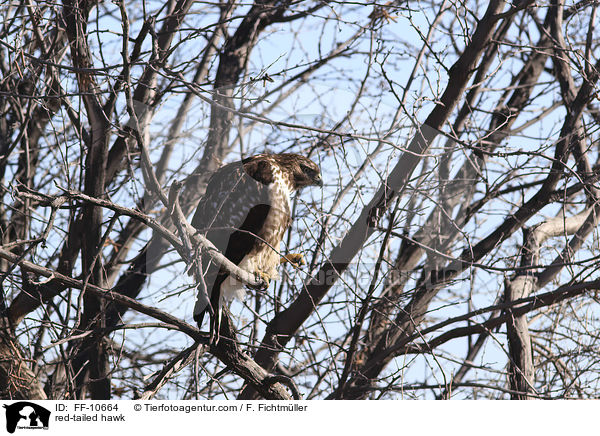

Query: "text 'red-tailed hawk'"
left=191, top=153, right=322, bottom=339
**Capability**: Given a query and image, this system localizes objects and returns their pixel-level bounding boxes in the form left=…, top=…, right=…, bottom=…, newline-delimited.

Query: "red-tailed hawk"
left=191, top=153, right=322, bottom=340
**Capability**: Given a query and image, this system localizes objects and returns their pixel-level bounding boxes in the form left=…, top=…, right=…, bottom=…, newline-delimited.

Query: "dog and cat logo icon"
left=2, top=402, right=50, bottom=433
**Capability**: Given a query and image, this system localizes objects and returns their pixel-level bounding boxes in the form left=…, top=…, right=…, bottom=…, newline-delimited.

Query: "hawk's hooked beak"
left=314, top=174, right=323, bottom=187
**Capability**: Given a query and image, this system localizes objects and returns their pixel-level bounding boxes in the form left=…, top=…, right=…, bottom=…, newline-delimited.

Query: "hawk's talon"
left=281, top=253, right=305, bottom=267
left=254, top=271, right=271, bottom=290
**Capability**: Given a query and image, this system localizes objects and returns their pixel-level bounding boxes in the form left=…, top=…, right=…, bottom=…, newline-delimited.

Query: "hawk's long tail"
left=193, top=273, right=226, bottom=342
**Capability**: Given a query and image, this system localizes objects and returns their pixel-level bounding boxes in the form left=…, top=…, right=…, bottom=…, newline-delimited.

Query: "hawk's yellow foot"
left=280, top=253, right=305, bottom=267
left=254, top=270, right=271, bottom=289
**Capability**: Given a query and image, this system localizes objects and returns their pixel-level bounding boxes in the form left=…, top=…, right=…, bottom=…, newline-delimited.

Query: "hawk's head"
left=273, top=153, right=322, bottom=190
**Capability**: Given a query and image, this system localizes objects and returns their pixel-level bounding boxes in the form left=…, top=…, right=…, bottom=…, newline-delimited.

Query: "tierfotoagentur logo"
left=3, top=402, right=50, bottom=433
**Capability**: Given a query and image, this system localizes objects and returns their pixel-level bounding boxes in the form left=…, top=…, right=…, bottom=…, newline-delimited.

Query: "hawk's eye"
left=300, top=164, right=315, bottom=177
